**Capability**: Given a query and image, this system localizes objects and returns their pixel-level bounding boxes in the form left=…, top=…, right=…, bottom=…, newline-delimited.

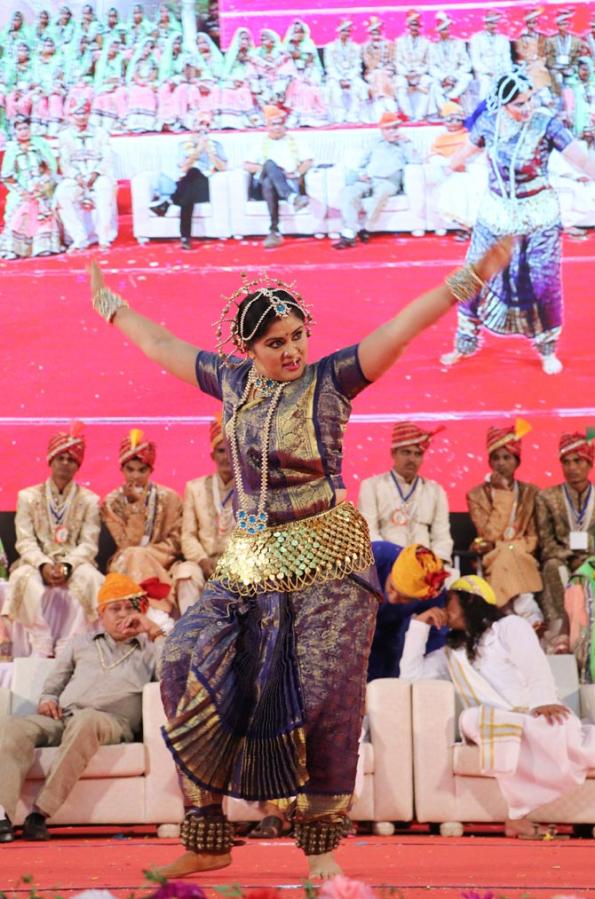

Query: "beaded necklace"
left=228, top=367, right=287, bottom=533
left=95, top=637, right=138, bottom=670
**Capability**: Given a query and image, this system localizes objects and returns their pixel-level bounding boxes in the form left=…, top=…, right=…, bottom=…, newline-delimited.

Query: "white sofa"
left=411, top=655, right=595, bottom=833
left=131, top=170, right=232, bottom=243
left=0, top=657, right=184, bottom=833
left=0, top=662, right=413, bottom=832
left=227, top=168, right=328, bottom=239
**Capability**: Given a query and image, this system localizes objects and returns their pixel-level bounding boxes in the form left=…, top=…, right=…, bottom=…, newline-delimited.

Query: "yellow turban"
left=449, top=575, right=497, bottom=606
left=390, top=544, right=447, bottom=599
left=97, top=573, right=147, bottom=614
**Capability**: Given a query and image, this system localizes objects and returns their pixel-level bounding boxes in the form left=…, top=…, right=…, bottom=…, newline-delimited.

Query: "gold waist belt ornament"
left=213, top=501, right=374, bottom=596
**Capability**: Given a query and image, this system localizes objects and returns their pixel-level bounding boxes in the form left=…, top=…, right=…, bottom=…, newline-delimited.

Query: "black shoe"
left=332, top=236, right=356, bottom=249
left=22, top=812, right=49, bottom=841
left=180, top=237, right=192, bottom=251
left=358, top=229, right=370, bottom=243
left=150, top=200, right=170, bottom=217
left=0, top=816, right=15, bottom=843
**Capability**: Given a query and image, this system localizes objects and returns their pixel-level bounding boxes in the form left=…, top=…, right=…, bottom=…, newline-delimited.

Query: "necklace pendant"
left=238, top=511, right=268, bottom=534
left=54, top=525, right=69, bottom=544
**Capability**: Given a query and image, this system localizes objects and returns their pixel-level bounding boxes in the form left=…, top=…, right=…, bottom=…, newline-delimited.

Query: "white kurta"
left=323, top=38, right=368, bottom=124
left=401, top=616, right=595, bottom=818
left=6, top=480, right=104, bottom=656
left=469, top=31, right=512, bottom=99
left=358, top=470, right=453, bottom=561
left=427, top=38, right=472, bottom=113
left=54, top=124, right=117, bottom=248
left=394, top=34, right=432, bottom=119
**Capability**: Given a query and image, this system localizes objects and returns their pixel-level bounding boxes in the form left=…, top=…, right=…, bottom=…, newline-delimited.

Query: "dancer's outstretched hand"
left=88, top=258, right=105, bottom=298
left=475, top=235, right=515, bottom=283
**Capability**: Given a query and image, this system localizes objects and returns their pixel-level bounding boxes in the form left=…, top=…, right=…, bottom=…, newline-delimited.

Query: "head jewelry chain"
left=214, top=272, right=314, bottom=367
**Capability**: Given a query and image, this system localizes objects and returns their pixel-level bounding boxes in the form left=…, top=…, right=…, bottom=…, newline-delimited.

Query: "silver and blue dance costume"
left=454, top=109, right=574, bottom=358
left=160, top=345, right=380, bottom=851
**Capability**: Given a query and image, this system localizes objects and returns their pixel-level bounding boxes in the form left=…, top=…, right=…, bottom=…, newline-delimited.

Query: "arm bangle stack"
left=93, top=287, right=130, bottom=324
left=445, top=264, right=485, bottom=304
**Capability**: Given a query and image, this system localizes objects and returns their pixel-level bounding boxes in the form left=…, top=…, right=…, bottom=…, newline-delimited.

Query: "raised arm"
left=357, top=238, right=513, bottom=382
left=89, top=260, right=199, bottom=385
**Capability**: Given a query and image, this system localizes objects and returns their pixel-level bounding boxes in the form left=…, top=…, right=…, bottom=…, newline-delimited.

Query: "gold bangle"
left=92, top=287, right=130, bottom=324
left=445, top=264, right=485, bottom=303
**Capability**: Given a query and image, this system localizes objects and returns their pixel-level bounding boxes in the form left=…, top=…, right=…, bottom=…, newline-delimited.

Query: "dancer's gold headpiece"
left=214, top=272, right=314, bottom=365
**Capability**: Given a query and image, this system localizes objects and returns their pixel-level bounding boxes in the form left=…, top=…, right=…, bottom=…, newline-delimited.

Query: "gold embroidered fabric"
left=212, top=502, right=373, bottom=596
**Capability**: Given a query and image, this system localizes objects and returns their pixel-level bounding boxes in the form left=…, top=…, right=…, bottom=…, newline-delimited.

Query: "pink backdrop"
left=218, top=0, right=594, bottom=48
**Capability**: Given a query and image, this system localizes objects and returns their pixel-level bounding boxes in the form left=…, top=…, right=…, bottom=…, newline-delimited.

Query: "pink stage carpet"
left=2, top=229, right=593, bottom=512
left=2, top=829, right=595, bottom=898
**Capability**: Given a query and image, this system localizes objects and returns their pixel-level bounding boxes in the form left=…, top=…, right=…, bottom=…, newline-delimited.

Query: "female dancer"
left=440, top=69, right=595, bottom=375
left=89, top=240, right=511, bottom=879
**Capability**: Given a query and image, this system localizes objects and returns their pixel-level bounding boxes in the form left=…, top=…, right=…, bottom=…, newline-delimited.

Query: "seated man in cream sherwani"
left=101, top=430, right=183, bottom=630
left=401, top=574, right=595, bottom=839
left=0, top=573, right=164, bottom=843
left=358, top=421, right=453, bottom=564
left=3, top=426, right=104, bottom=658
left=176, top=414, right=235, bottom=613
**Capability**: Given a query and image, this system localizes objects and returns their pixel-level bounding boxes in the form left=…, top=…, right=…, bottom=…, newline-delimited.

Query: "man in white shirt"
left=470, top=11, right=512, bottom=100
left=400, top=574, right=595, bottom=838
left=54, top=99, right=117, bottom=252
left=358, top=420, right=453, bottom=563
left=244, top=105, right=313, bottom=248
left=428, top=11, right=472, bottom=116
left=394, top=9, right=432, bottom=121
left=323, top=20, right=368, bottom=124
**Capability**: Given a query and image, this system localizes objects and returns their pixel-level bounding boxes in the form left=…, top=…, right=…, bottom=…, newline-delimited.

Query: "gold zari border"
left=212, top=502, right=374, bottom=596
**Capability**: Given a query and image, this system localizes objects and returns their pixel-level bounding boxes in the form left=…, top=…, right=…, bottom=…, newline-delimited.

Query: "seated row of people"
left=0, top=416, right=234, bottom=658
left=3, top=563, right=595, bottom=844
left=359, top=421, right=595, bottom=663
left=1, top=7, right=593, bottom=135
left=0, top=415, right=592, bottom=675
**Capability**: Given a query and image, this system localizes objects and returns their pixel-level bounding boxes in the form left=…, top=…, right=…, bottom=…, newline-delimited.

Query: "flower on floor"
left=148, top=885, right=209, bottom=899
left=318, top=875, right=376, bottom=899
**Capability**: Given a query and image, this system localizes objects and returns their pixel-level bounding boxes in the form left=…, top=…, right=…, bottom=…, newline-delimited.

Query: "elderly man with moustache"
left=0, top=574, right=164, bottom=843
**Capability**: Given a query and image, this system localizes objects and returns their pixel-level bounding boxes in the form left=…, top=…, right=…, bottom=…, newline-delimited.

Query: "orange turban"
left=210, top=413, right=224, bottom=449
left=97, top=573, right=148, bottom=613
left=559, top=432, right=594, bottom=465
left=47, top=421, right=86, bottom=467
left=391, top=421, right=444, bottom=451
left=390, top=544, right=447, bottom=599
left=97, top=574, right=170, bottom=613
left=119, top=428, right=156, bottom=469
left=263, top=105, right=286, bottom=123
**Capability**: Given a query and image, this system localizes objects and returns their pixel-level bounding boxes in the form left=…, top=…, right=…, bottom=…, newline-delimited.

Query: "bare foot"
left=148, top=850, right=232, bottom=879
left=307, top=851, right=343, bottom=879
left=505, top=818, right=555, bottom=839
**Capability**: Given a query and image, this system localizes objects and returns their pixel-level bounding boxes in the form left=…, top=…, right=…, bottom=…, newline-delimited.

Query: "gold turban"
left=97, top=573, right=147, bottom=614
left=390, top=544, right=447, bottom=599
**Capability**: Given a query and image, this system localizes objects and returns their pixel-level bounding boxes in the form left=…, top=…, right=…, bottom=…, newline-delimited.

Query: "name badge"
left=569, top=530, right=589, bottom=551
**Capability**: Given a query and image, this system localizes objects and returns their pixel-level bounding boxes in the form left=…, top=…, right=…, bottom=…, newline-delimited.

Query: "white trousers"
left=55, top=175, right=117, bottom=248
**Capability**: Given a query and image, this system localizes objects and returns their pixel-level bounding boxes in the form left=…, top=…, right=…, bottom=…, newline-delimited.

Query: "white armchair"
left=411, top=655, right=595, bottom=833
left=325, top=164, right=427, bottom=238
left=131, top=170, right=231, bottom=243
left=227, top=168, right=328, bottom=239
left=1, top=657, right=183, bottom=834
